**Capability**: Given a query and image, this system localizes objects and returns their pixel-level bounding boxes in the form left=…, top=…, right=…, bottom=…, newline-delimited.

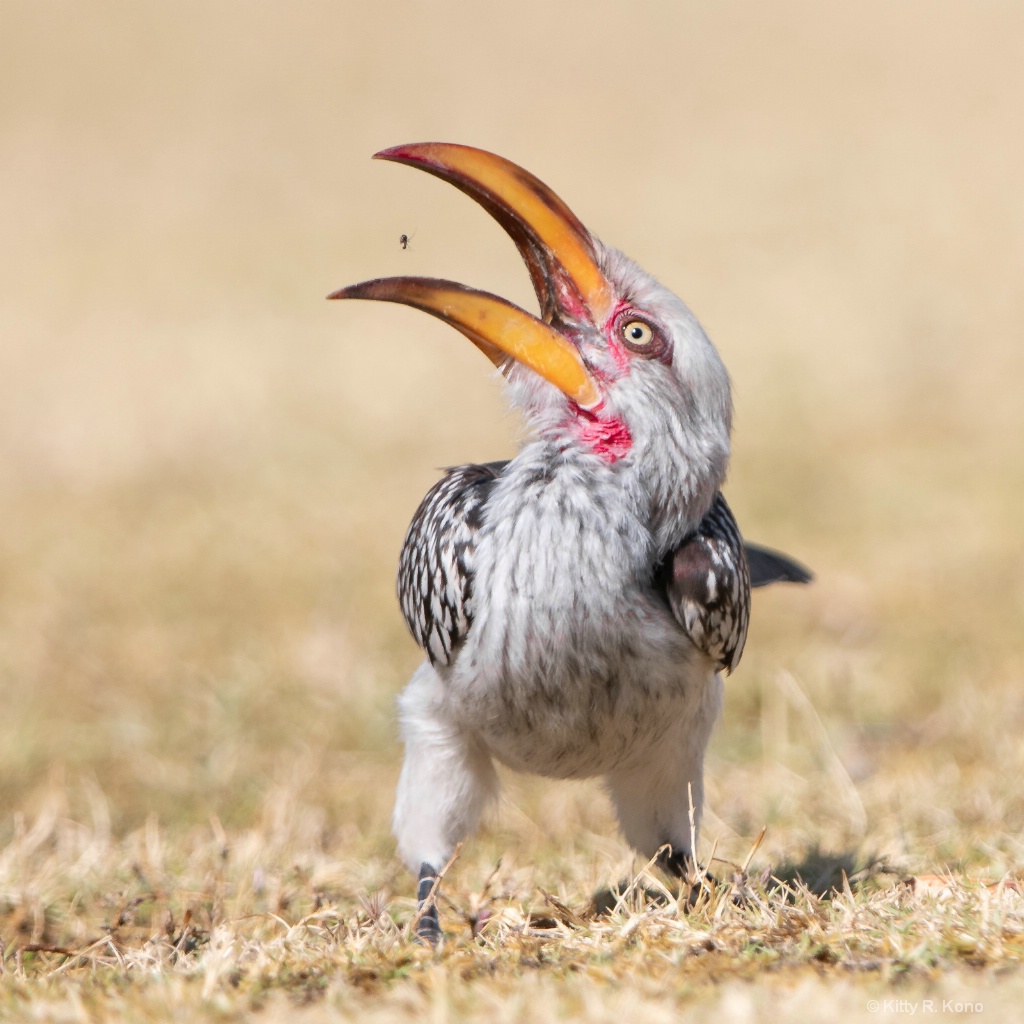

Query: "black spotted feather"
left=397, top=461, right=506, bottom=668
left=400, top=470, right=810, bottom=674
left=658, top=493, right=751, bottom=675
left=656, top=494, right=812, bottom=673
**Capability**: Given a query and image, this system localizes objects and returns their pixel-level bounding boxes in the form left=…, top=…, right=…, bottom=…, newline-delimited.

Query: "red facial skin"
left=576, top=412, right=634, bottom=463
left=566, top=302, right=672, bottom=464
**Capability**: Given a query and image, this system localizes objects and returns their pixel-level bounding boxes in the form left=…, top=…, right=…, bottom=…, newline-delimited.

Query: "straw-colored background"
left=1, top=1, right=1022, bottom=1018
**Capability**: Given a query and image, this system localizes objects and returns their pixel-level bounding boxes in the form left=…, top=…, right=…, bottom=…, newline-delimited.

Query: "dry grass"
left=1, top=1, right=1023, bottom=1019
left=2, top=794, right=1024, bottom=1021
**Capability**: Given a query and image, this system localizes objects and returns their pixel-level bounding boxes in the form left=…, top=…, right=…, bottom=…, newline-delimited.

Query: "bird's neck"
left=570, top=413, right=633, bottom=464
left=490, top=445, right=655, bottom=583
left=522, top=411, right=727, bottom=556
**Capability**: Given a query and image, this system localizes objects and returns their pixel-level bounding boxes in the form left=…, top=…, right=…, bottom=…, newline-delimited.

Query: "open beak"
left=328, top=143, right=615, bottom=411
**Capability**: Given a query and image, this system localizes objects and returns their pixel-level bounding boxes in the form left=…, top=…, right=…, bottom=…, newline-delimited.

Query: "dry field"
left=1, top=2, right=1023, bottom=1020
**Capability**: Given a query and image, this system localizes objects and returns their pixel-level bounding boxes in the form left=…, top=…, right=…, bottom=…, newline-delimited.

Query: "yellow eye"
left=621, top=320, right=654, bottom=348
left=615, top=312, right=670, bottom=359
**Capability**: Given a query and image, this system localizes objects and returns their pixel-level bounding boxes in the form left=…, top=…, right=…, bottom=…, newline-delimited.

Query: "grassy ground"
left=1, top=1, right=1023, bottom=1019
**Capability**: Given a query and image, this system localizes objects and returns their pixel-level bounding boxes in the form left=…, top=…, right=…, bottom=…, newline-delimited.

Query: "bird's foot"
left=657, top=846, right=718, bottom=907
left=414, top=862, right=442, bottom=945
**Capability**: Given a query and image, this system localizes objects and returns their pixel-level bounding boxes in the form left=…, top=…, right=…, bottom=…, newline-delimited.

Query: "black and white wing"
left=397, top=461, right=507, bottom=669
left=658, top=493, right=751, bottom=675
left=658, top=494, right=814, bottom=673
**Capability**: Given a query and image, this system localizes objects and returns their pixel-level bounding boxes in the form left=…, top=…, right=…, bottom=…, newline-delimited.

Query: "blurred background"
left=1, top=1, right=1021, bottom=876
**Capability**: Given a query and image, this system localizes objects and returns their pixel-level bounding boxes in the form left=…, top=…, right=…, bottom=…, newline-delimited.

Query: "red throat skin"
left=575, top=414, right=633, bottom=463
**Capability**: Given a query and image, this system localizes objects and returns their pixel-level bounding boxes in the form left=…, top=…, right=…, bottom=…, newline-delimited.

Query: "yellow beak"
left=329, top=144, right=616, bottom=410
left=328, top=277, right=601, bottom=410
left=373, top=143, right=614, bottom=326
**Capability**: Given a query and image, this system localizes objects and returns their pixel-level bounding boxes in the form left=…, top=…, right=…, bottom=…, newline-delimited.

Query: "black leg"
left=658, top=844, right=716, bottom=906
left=415, top=862, right=442, bottom=945
left=657, top=844, right=695, bottom=879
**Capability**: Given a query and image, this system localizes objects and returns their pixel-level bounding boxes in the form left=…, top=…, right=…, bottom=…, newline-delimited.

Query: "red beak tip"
left=373, top=144, right=427, bottom=164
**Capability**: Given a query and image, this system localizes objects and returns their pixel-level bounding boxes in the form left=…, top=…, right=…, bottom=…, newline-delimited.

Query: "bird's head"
left=331, top=144, right=732, bottom=542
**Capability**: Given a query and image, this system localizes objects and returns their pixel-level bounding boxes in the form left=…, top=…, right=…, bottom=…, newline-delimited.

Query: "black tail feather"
left=744, top=543, right=813, bottom=588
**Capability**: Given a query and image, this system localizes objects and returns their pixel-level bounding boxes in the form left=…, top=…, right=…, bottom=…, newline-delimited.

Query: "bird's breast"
left=449, top=466, right=710, bottom=778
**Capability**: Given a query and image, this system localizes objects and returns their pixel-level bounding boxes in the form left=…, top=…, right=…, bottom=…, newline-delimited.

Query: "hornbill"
left=330, top=144, right=811, bottom=942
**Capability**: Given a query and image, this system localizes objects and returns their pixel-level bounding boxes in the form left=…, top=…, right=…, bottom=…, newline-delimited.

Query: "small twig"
left=18, top=944, right=74, bottom=957
left=171, top=908, right=194, bottom=958
left=409, top=843, right=463, bottom=938
left=687, top=782, right=714, bottom=896
left=477, top=858, right=503, bottom=904
left=741, top=826, right=768, bottom=875
left=45, top=934, right=113, bottom=977
left=104, top=937, right=127, bottom=969
left=611, top=847, right=667, bottom=915
left=688, top=782, right=698, bottom=873
left=539, top=889, right=583, bottom=928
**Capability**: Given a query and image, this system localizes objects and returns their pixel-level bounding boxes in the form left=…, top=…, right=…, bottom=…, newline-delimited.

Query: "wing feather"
left=658, top=493, right=751, bottom=674
left=397, top=461, right=506, bottom=668
left=659, top=496, right=813, bottom=673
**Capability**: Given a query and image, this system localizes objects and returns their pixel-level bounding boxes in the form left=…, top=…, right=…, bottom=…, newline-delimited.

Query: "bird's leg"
left=657, top=844, right=716, bottom=906
left=392, top=663, right=499, bottom=942
left=657, top=844, right=699, bottom=879
left=607, top=756, right=707, bottom=902
left=415, top=862, right=442, bottom=945
left=605, top=676, right=723, bottom=905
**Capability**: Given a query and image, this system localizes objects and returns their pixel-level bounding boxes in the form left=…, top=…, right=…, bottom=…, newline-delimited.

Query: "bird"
left=330, top=143, right=811, bottom=942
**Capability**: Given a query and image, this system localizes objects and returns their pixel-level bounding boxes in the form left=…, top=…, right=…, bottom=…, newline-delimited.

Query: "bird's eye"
left=621, top=320, right=654, bottom=349
left=613, top=310, right=670, bottom=360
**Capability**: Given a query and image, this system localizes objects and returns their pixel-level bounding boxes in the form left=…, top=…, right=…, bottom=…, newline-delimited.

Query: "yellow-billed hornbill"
left=331, top=144, right=811, bottom=942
